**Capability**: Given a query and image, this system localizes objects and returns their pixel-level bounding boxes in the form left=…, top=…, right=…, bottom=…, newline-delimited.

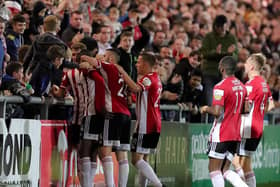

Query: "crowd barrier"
left=0, top=96, right=280, bottom=186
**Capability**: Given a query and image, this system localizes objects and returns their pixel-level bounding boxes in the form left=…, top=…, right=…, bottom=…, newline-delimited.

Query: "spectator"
left=6, top=14, right=26, bottom=62
left=78, top=0, right=97, bottom=24
left=0, top=62, right=33, bottom=119
left=161, top=57, right=184, bottom=121
left=122, top=8, right=142, bottom=41
left=61, top=10, right=83, bottom=46
left=117, top=31, right=137, bottom=81
left=24, top=15, right=67, bottom=74
left=172, top=38, right=189, bottom=63
left=108, top=6, right=122, bottom=38
left=93, top=24, right=112, bottom=55
left=27, top=1, right=46, bottom=42
left=0, top=17, right=10, bottom=79
left=146, top=30, right=166, bottom=53
left=200, top=14, right=238, bottom=107
left=29, top=45, right=65, bottom=96
left=175, top=50, right=202, bottom=85
left=159, top=46, right=172, bottom=58
left=96, top=0, right=111, bottom=13
left=181, top=68, right=203, bottom=123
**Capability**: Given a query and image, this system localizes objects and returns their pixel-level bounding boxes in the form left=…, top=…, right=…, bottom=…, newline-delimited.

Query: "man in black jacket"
left=117, top=31, right=138, bottom=81
left=23, top=15, right=67, bottom=74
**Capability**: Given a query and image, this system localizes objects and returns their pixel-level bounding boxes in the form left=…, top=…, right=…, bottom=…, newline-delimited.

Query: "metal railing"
left=0, top=96, right=279, bottom=124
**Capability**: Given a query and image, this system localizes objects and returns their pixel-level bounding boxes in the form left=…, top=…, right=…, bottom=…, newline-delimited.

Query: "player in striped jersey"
left=115, top=52, right=163, bottom=187
left=237, top=53, right=274, bottom=187
left=52, top=49, right=105, bottom=187
left=200, top=56, right=248, bottom=187
left=81, top=48, right=131, bottom=187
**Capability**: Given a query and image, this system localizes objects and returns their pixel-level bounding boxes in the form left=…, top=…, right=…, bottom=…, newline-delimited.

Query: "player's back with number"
left=99, top=61, right=130, bottom=116
left=244, top=76, right=271, bottom=138
left=136, top=72, right=162, bottom=134
left=211, top=77, right=246, bottom=142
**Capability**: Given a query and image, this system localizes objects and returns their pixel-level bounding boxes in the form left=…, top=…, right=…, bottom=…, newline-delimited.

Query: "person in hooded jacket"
left=25, top=1, right=46, bottom=43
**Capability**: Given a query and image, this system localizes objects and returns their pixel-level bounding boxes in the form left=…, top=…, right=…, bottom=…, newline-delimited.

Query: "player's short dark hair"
left=249, top=53, right=266, bottom=70
left=47, top=45, right=66, bottom=61
left=76, top=49, right=94, bottom=64
left=106, top=48, right=120, bottom=64
left=140, top=52, right=156, bottom=67
left=12, top=14, right=26, bottom=24
left=6, top=62, right=23, bottom=76
left=219, top=56, right=236, bottom=75
left=80, top=37, right=98, bottom=52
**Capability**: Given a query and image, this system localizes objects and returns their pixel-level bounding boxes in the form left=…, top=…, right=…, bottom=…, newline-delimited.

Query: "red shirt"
left=97, top=61, right=130, bottom=116
left=60, top=69, right=87, bottom=125
left=86, top=70, right=106, bottom=115
left=241, top=76, right=272, bottom=138
left=209, top=76, right=247, bottom=142
left=136, top=72, right=162, bottom=134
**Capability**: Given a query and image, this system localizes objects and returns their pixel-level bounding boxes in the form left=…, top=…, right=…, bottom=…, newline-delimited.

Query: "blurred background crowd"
left=1, top=0, right=280, bottom=123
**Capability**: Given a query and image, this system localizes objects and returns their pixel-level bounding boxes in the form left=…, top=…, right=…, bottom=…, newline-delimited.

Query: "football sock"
left=135, top=159, right=162, bottom=187
left=224, top=170, right=248, bottom=187
left=210, top=170, right=224, bottom=187
left=245, top=171, right=256, bottom=187
left=102, top=156, right=114, bottom=187
left=118, top=159, right=129, bottom=187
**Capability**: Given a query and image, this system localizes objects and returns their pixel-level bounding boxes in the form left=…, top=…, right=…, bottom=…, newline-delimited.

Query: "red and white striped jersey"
left=97, top=61, right=130, bottom=116
left=209, top=76, right=247, bottom=142
left=86, top=70, right=105, bottom=115
left=60, top=69, right=87, bottom=125
left=136, top=72, right=162, bottom=134
left=241, top=75, right=272, bottom=138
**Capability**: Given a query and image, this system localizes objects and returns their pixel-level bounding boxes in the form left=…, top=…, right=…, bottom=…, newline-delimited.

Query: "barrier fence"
left=0, top=96, right=280, bottom=186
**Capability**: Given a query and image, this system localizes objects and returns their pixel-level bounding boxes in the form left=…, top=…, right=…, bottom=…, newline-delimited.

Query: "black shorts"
left=207, top=141, right=238, bottom=161
left=237, top=138, right=261, bottom=157
left=115, top=115, right=131, bottom=151
left=81, top=115, right=104, bottom=141
left=68, top=124, right=81, bottom=146
left=100, top=113, right=130, bottom=147
left=131, top=133, right=160, bottom=154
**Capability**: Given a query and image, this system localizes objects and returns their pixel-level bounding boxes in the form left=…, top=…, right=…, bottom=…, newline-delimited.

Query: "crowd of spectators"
left=0, top=0, right=280, bottom=123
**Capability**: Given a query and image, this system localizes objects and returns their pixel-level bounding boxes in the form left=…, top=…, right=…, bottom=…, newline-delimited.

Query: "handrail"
left=0, top=96, right=279, bottom=124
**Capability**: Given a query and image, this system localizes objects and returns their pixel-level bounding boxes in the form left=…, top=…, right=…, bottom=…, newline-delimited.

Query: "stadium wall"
left=127, top=122, right=280, bottom=187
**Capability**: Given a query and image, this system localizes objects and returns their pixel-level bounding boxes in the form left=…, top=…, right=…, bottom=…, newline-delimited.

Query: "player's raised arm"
left=80, top=55, right=99, bottom=68
left=115, top=64, right=142, bottom=93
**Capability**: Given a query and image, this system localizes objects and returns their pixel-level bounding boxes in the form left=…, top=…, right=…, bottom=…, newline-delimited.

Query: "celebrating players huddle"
left=52, top=41, right=272, bottom=187
left=200, top=53, right=274, bottom=187
left=53, top=50, right=163, bottom=187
